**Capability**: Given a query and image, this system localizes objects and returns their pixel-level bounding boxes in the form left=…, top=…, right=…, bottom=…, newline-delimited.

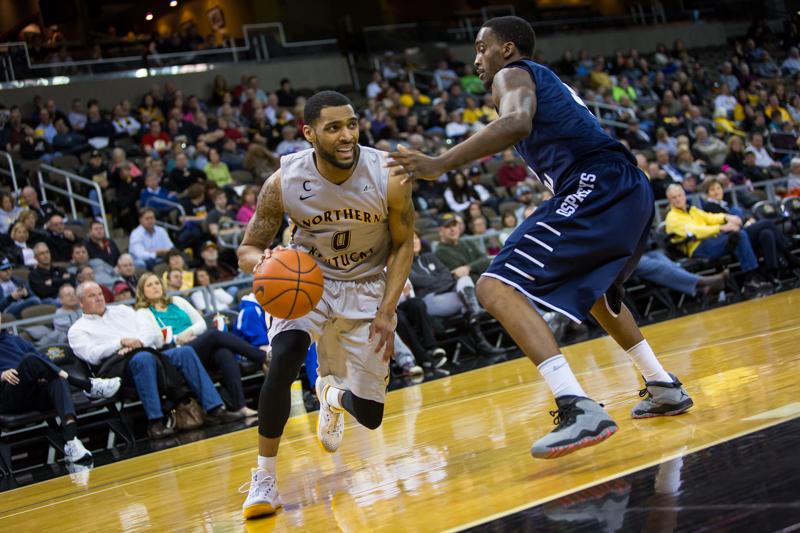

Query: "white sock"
left=627, top=340, right=671, bottom=383
left=325, top=385, right=344, bottom=410
left=257, top=455, right=276, bottom=475
left=537, top=354, right=587, bottom=398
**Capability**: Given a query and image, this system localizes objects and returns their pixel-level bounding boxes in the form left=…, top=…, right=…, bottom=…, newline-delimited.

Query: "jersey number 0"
left=331, top=230, right=351, bottom=251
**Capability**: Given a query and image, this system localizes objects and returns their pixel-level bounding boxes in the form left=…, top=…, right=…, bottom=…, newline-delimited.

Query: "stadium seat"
left=414, top=217, right=437, bottom=233
left=10, top=268, right=28, bottom=282
left=232, top=170, right=255, bottom=185
left=52, top=155, right=80, bottom=172
left=0, top=344, right=131, bottom=478
left=751, top=201, right=784, bottom=222
left=20, top=304, right=57, bottom=320
left=498, top=200, right=522, bottom=214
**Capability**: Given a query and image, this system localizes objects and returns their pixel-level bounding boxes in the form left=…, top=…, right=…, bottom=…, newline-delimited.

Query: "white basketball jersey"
left=280, top=146, right=390, bottom=281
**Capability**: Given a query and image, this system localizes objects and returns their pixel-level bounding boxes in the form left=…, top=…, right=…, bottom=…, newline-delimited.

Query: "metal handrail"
left=36, top=164, right=109, bottom=238
left=0, top=275, right=254, bottom=334
left=142, top=195, right=186, bottom=232
left=216, top=223, right=247, bottom=251
left=583, top=98, right=638, bottom=129
left=0, top=150, right=18, bottom=192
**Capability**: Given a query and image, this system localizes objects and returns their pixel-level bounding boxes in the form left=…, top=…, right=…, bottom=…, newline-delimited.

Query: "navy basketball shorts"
left=482, top=158, right=654, bottom=323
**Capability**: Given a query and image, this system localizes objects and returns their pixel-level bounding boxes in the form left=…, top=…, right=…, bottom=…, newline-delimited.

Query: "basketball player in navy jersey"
left=389, top=16, right=693, bottom=459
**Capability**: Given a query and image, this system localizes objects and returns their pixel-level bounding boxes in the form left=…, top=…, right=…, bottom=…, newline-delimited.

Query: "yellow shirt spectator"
left=162, top=269, right=195, bottom=291
left=463, top=106, right=485, bottom=125
left=665, top=204, right=726, bottom=256
left=480, top=104, right=499, bottom=122
left=765, top=105, right=792, bottom=124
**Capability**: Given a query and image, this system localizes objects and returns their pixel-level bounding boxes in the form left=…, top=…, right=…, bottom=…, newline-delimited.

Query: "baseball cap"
left=438, top=212, right=459, bottom=227
left=515, top=185, right=533, bottom=198
left=201, top=241, right=218, bottom=251
left=90, top=149, right=102, bottom=158
left=0, top=258, right=12, bottom=270
left=113, top=281, right=131, bottom=295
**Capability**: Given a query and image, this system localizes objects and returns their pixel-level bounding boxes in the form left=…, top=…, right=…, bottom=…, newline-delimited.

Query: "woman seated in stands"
left=191, top=267, right=234, bottom=312
left=204, top=148, right=233, bottom=187
left=701, top=177, right=799, bottom=283
left=134, top=273, right=265, bottom=417
left=498, top=211, right=518, bottom=245
left=443, top=171, right=482, bottom=214
left=5, top=223, right=38, bottom=267
left=0, top=193, right=20, bottom=236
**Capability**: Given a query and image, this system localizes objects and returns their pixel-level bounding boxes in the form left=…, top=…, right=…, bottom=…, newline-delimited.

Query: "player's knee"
left=266, top=330, right=311, bottom=385
left=350, top=396, right=384, bottom=430
left=271, top=331, right=311, bottom=359
left=476, top=276, right=502, bottom=310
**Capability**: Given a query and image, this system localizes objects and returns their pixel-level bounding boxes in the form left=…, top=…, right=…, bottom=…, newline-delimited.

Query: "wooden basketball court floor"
left=1, top=289, right=799, bottom=532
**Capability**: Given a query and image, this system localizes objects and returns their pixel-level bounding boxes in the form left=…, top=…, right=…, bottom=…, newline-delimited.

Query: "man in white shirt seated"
left=129, top=208, right=175, bottom=270
left=67, top=281, right=238, bottom=439
left=782, top=47, right=800, bottom=76
left=747, top=132, right=782, bottom=170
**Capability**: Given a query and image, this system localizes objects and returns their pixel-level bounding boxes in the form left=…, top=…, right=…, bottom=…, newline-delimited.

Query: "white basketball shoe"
left=315, top=377, right=344, bottom=453
left=241, top=468, right=282, bottom=519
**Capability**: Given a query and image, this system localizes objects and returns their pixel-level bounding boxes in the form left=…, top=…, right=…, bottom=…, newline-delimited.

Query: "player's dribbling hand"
left=386, top=145, right=443, bottom=184
left=369, top=311, right=395, bottom=363
left=253, top=245, right=287, bottom=274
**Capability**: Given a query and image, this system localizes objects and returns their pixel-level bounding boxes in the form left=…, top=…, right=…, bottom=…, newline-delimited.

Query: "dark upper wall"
left=0, top=55, right=350, bottom=113
left=0, top=0, right=40, bottom=40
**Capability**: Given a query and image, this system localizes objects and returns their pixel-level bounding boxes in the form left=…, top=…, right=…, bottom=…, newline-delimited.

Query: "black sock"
left=65, top=374, right=92, bottom=393
left=63, top=420, right=77, bottom=441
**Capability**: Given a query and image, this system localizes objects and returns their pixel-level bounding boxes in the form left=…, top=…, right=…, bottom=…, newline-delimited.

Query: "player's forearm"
left=378, top=239, right=414, bottom=316
left=439, top=114, right=531, bottom=172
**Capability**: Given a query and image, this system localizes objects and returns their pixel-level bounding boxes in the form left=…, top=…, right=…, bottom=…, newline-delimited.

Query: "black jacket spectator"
left=86, top=236, right=120, bottom=267
left=45, top=231, right=77, bottom=263
left=410, top=252, right=456, bottom=299
left=167, top=165, right=205, bottom=191
left=29, top=264, right=74, bottom=299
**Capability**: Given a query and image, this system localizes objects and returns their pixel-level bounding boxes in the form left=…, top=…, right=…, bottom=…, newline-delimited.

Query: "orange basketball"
left=253, top=249, right=324, bottom=319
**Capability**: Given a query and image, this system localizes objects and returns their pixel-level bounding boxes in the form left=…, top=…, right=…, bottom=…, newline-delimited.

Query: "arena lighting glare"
left=169, top=0, right=178, bottom=6
left=145, top=12, right=154, bottom=21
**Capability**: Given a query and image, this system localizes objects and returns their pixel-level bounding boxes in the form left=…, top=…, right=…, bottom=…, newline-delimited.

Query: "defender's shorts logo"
left=556, top=173, right=596, bottom=217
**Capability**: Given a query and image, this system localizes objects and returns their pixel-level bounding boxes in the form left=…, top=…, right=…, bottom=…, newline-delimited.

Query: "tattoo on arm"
left=241, top=173, right=283, bottom=249
left=400, top=192, right=415, bottom=228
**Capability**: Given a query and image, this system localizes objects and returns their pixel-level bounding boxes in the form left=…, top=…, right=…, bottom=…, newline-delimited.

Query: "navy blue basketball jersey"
left=505, top=59, right=634, bottom=193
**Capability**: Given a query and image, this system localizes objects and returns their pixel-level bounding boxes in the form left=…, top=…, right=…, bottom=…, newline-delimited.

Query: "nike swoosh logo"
left=300, top=195, right=315, bottom=201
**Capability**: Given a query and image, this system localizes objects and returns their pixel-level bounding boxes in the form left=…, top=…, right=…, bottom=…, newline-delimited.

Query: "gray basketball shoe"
left=631, top=373, right=693, bottom=419
left=531, top=396, right=618, bottom=459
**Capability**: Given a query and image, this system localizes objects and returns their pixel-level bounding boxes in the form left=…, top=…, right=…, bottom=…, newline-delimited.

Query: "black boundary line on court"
left=459, top=417, right=800, bottom=532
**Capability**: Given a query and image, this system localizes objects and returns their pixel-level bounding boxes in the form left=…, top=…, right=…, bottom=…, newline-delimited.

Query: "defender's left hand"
left=386, top=145, right=444, bottom=184
left=369, top=311, right=396, bottom=363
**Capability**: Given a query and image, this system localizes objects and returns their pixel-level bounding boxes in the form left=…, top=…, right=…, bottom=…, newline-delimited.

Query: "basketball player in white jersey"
left=237, top=91, right=414, bottom=519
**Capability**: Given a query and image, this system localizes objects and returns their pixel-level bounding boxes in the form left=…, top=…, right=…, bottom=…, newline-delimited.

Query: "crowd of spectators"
left=2, top=18, right=800, bottom=469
